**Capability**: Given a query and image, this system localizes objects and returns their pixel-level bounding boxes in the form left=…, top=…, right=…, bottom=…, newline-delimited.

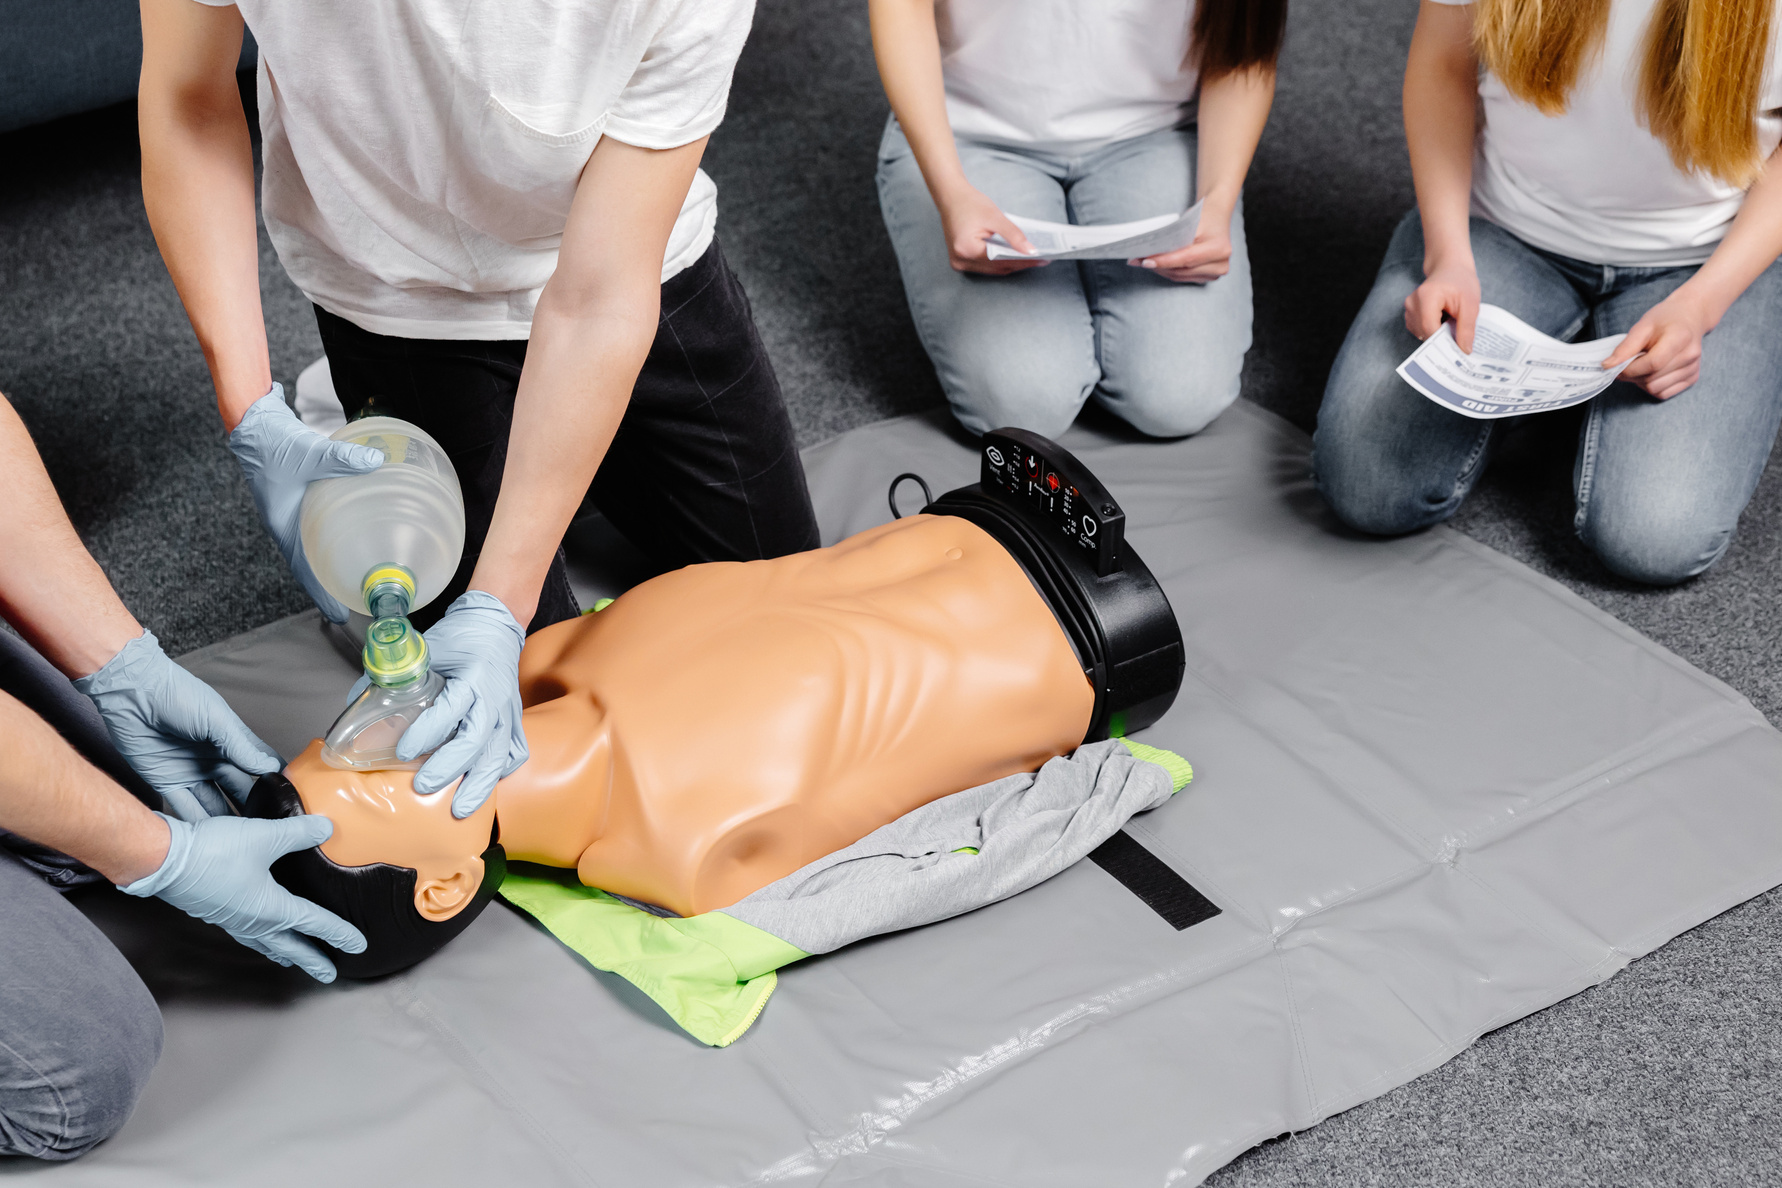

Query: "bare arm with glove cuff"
left=120, top=811, right=367, bottom=982
left=227, top=386, right=384, bottom=624
left=1, top=393, right=280, bottom=821
left=74, top=631, right=281, bottom=822
left=402, top=592, right=529, bottom=819
left=2, top=687, right=363, bottom=983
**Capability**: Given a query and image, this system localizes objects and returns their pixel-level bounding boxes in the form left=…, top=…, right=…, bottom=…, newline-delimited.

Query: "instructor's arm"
left=0, top=690, right=364, bottom=981
left=395, top=136, right=714, bottom=816
left=0, top=692, right=171, bottom=886
left=476, top=136, right=709, bottom=629
left=0, top=398, right=144, bottom=676
left=140, top=0, right=383, bottom=623
left=139, top=0, right=268, bottom=430
left=1, top=392, right=280, bottom=817
left=0, top=394, right=362, bottom=981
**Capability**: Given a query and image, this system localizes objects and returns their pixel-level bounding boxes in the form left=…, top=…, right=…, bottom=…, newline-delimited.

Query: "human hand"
left=1132, top=203, right=1233, bottom=283
left=1601, top=291, right=1710, bottom=400
left=120, top=811, right=367, bottom=983
left=74, top=631, right=282, bottom=822
left=937, top=184, right=1047, bottom=275
left=1405, top=258, right=1482, bottom=352
left=396, top=591, right=528, bottom=818
left=227, top=385, right=384, bottom=623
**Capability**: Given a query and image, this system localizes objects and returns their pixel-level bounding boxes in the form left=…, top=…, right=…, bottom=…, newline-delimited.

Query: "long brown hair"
left=1192, top=0, right=1290, bottom=81
left=1473, top=0, right=1775, bottom=185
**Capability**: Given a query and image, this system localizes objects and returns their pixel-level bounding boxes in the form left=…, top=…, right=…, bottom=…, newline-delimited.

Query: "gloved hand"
left=120, top=811, right=367, bottom=983
left=228, top=384, right=383, bottom=623
left=75, top=632, right=283, bottom=823
left=396, top=591, right=528, bottom=819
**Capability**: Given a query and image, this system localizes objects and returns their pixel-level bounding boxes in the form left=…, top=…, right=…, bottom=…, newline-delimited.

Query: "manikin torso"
left=287, top=514, right=1095, bottom=918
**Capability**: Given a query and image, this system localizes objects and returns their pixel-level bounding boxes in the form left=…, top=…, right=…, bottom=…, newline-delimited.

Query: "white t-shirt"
left=193, top=0, right=752, bottom=339
left=1434, top=0, right=1782, bottom=266
left=937, top=0, right=1200, bottom=153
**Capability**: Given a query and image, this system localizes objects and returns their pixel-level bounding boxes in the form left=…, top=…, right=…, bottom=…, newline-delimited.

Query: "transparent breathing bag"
left=300, top=413, right=467, bottom=773
left=299, top=416, right=465, bottom=617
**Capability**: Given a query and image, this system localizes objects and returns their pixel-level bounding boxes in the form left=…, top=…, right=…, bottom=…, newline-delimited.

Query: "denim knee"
left=1314, top=307, right=1490, bottom=535
left=945, top=365, right=1090, bottom=440
left=1313, top=449, right=1448, bottom=536
left=1311, top=415, right=1477, bottom=536
left=1578, top=498, right=1734, bottom=586
left=1107, top=363, right=1242, bottom=439
left=0, top=976, right=162, bottom=1160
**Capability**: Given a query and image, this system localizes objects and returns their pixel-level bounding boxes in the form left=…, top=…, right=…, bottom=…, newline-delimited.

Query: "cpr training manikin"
left=248, top=430, right=1192, bottom=1044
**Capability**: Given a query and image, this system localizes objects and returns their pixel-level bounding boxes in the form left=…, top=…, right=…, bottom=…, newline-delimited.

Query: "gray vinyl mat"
left=16, top=402, right=1782, bottom=1187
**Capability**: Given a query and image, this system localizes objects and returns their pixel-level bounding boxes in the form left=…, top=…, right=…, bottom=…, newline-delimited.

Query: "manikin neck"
left=487, top=691, right=615, bottom=870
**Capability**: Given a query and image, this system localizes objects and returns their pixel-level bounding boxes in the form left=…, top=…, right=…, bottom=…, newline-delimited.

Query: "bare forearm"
left=0, top=397, right=141, bottom=676
left=1195, top=67, right=1276, bottom=218
left=1677, top=145, right=1782, bottom=328
left=467, top=135, right=703, bottom=627
left=870, top=0, right=971, bottom=201
left=1404, top=1, right=1479, bottom=270
left=0, top=692, right=168, bottom=885
left=469, top=297, right=656, bottom=626
left=139, top=0, right=269, bottom=430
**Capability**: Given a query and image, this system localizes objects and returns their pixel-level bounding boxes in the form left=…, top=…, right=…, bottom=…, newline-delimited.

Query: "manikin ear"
left=413, top=856, right=486, bottom=922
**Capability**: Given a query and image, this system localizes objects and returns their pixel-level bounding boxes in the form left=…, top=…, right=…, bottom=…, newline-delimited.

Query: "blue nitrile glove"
left=120, top=811, right=367, bottom=983
left=397, top=591, right=528, bottom=819
left=228, top=384, right=383, bottom=624
left=75, top=632, right=283, bottom=823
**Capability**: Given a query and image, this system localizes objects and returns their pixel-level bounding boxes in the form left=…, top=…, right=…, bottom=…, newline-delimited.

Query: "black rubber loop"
left=887, top=472, right=934, bottom=520
left=1088, top=831, right=1221, bottom=931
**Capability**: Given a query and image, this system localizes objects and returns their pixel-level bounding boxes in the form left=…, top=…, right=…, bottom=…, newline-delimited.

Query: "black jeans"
left=315, top=238, right=820, bottom=631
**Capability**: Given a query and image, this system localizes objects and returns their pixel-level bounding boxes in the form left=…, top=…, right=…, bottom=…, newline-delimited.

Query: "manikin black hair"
left=244, top=773, right=506, bottom=979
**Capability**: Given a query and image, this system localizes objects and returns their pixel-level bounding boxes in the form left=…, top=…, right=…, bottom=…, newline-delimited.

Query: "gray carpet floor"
left=1, top=0, right=1778, bottom=1181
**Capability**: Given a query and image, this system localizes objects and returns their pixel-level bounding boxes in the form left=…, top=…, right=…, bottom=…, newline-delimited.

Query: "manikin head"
left=246, top=741, right=504, bottom=978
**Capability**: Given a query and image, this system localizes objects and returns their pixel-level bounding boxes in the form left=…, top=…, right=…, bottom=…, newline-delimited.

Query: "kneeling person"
left=1314, top=0, right=1782, bottom=585
left=0, top=394, right=360, bottom=1161
left=141, top=0, right=821, bottom=829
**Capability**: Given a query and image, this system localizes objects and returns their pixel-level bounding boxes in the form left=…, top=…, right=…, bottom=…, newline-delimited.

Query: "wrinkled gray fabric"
left=30, top=402, right=1782, bottom=1188
left=724, top=740, right=1175, bottom=954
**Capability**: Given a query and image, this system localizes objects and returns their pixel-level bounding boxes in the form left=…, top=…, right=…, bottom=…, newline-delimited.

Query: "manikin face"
left=284, top=740, right=496, bottom=922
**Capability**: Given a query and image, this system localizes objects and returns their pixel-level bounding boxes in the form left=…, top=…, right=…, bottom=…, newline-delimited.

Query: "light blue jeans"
left=876, top=117, right=1253, bottom=439
left=1314, top=212, right=1782, bottom=586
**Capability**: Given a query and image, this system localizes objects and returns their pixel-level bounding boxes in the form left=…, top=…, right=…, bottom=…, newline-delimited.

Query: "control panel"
left=979, top=428, right=1126, bottom=577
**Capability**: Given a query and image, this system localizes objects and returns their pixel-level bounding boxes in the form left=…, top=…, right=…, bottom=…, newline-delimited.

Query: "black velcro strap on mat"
left=1089, top=831, right=1221, bottom=930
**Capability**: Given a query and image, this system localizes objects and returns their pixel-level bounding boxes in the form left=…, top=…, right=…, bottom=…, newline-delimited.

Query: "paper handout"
left=986, top=201, right=1203, bottom=262
left=1396, top=303, right=1632, bottom=419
